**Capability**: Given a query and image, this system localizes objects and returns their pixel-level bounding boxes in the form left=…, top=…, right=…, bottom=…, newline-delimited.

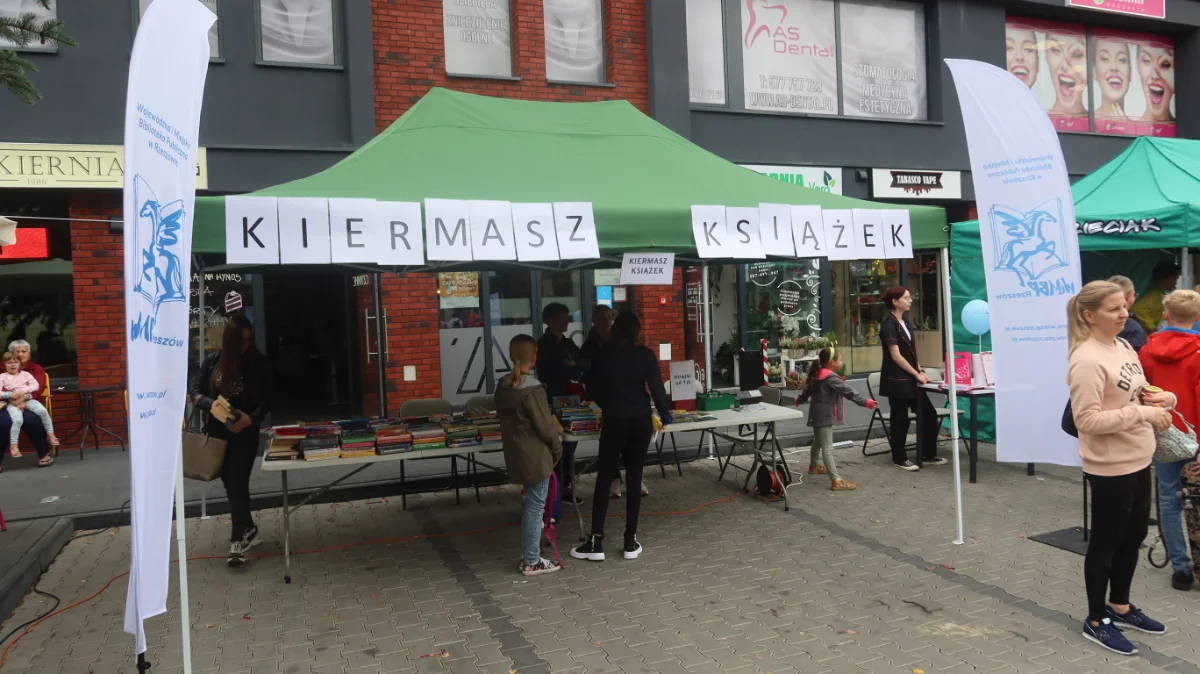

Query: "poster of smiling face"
left=1005, top=17, right=1090, bottom=133
left=1091, top=29, right=1176, bottom=137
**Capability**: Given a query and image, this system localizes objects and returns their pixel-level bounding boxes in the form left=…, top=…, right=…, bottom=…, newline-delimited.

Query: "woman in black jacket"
left=878, top=287, right=942, bottom=471
left=572, top=312, right=671, bottom=563
left=190, top=315, right=272, bottom=566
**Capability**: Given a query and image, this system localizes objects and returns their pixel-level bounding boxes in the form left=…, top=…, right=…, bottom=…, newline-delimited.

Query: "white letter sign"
left=469, top=200, right=517, bottom=261
left=425, top=198, right=472, bottom=261
left=725, top=207, right=766, bottom=259
left=512, top=203, right=560, bottom=262
left=881, top=209, right=914, bottom=259
left=553, top=202, right=600, bottom=259
left=758, top=203, right=794, bottom=256
left=670, top=360, right=697, bottom=401
left=329, top=198, right=379, bottom=264
left=376, top=201, right=425, bottom=266
left=821, top=209, right=858, bottom=261
left=225, top=195, right=279, bottom=264
left=278, top=197, right=331, bottom=264
left=691, top=205, right=728, bottom=259
left=851, top=209, right=885, bottom=260
left=790, top=205, right=825, bottom=259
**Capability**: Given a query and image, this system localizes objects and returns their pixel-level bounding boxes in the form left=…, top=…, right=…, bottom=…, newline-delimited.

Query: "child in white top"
left=0, top=351, right=56, bottom=457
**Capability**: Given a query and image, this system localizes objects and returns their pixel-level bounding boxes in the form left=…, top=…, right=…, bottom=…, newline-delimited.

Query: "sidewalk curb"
left=0, top=518, right=73, bottom=627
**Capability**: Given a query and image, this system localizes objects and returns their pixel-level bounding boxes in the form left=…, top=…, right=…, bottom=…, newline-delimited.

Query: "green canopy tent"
left=950, top=136, right=1200, bottom=442
left=192, top=87, right=947, bottom=263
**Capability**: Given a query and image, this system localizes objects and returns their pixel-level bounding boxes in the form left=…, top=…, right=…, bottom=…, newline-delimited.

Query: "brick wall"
left=635, top=267, right=685, bottom=382
left=60, top=192, right=127, bottom=447
left=371, top=0, right=650, bottom=131
left=368, top=0, right=656, bottom=411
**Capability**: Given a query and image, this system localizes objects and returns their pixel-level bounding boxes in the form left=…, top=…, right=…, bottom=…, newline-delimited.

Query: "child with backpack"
left=495, top=334, right=565, bottom=576
left=795, top=346, right=877, bottom=491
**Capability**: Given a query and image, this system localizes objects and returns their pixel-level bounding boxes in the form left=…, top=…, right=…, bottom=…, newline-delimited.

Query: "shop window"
left=0, top=201, right=76, bottom=379
left=491, top=270, right=533, bottom=327
left=443, top=0, right=513, bottom=78
left=741, top=0, right=837, bottom=115
left=906, top=252, right=939, bottom=332
left=139, top=0, right=220, bottom=58
left=189, top=271, right=256, bottom=365
left=437, top=271, right=482, bottom=329
left=685, top=0, right=725, bottom=105
left=592, top=269, right=633, bottom=315
left=833, top=259, right=899, bottom=375
left=0, top=0, right=57, bottom=52
left=1006, top=16, right=1175, bottom=137
left=544, top=0, right=604, bottom=84
left=541, top=270, right=584, bottom=346
left=257, top=0, right=338, bottom=67
left=838, top=0, right=927, bottom=121
left=746, top=261, right=822, bottom=352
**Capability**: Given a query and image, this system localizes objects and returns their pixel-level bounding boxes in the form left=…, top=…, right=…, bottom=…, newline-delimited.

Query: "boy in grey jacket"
left=795, top=347, right=877, bottom=491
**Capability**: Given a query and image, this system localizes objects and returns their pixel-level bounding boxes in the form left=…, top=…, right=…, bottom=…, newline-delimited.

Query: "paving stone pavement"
left=2, top=439, right=1198, bottom=674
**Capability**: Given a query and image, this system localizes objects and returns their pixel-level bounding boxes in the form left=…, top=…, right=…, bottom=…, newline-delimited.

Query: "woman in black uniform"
left=879, top=286, right=944, bottom=471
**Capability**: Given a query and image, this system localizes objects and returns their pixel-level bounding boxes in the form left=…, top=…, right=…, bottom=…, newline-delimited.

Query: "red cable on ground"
left=0, top=491, right=744, bottom=669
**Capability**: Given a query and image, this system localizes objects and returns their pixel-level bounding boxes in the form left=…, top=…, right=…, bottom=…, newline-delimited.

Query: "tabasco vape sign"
left=871, top=168, right=962, bottom=200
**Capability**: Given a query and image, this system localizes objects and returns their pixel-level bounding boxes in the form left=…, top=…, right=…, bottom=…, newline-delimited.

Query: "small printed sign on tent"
left=620, top=252, right=675, bottom=285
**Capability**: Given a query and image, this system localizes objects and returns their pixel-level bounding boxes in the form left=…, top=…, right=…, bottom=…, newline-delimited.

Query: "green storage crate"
left=697, top=392, right=738, bottom=411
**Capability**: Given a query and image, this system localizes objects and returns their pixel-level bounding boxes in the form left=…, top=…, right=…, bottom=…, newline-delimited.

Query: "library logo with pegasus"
left=987, top=198, right=1074, bottom=296
left=130, top=174, right=187, bottom=346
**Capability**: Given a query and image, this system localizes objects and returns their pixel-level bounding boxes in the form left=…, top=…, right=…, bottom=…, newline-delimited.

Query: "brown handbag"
left=182, top=411, right=227, bottom=482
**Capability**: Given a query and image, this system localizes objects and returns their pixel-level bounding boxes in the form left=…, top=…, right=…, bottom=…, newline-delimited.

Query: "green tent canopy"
left=947, top=136, right=1200, bottom=443
left=193, top=87, right=946, bottom=258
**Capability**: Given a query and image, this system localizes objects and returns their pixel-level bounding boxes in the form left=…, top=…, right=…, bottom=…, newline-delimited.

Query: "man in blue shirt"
left=1108, top=275, right=1148, bottom=351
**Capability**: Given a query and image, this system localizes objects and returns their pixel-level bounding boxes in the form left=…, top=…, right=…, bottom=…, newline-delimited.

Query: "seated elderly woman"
left=0, top=340, right=54, bottom=469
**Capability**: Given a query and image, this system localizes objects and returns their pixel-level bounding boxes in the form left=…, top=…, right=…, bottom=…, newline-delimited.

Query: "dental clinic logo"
left=743, top=0, right=833, bottom=56
left=130, top=174, right=187, bottom=347
left=988, top=197, right=1076, bottom=297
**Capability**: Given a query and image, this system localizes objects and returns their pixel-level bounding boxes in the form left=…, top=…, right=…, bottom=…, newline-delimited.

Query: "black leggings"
left=1084, top=467, right=1151, bottom=622
left=589, top=416, right=652, bottom=543
left=221, top=429, right=260, bottom=543
left=887, top=395, right=939, bottom=464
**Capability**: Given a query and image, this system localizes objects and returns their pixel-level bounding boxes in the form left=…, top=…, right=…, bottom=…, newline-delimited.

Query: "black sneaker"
left=1173, top=571, right=1194, bottom=591
left=242, top=526, right=261, bottom=551
left=623, top=537, right=643, bottom=560
left=924, top=457, right=948, bottom=466
left=895, top=460, right=920, bottom=472
left=571, top=535, right=605, bottom=561
left=227, top=541, right=247, bottom=567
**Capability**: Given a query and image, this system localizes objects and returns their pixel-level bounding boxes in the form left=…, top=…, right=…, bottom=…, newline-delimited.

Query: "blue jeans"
left=522, top=478, right=550, bottom=566
left=1156, top=458, right=1194, bottom=575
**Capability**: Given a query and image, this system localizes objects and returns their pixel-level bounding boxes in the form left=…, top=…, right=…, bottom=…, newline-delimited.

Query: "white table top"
left=919, top=383, right=996, bottom=396
left=259, top=405, right=803, bottom=473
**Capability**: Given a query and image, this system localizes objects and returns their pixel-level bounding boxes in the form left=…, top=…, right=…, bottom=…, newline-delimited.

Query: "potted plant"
left=767, top=363, right=783, bottom=384
left=784, top=370, right=805, bottom=390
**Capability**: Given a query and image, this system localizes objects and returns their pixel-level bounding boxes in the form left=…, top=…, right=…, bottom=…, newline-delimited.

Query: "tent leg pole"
left=941, top=248, right=965, bottom=546
left=701, top=263, right=715, bottom=459
left=175, top=452, right=194, bottom=674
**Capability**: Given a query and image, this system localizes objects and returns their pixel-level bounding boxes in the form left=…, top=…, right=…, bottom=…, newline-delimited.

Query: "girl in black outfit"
left=572, top=313, right=671, bottom=562
left=878, top=286, right=943, bottom=471
left=190, top=315, right=272, bottom=566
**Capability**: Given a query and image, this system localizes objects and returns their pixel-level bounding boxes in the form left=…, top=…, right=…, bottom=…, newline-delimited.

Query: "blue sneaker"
left=1107, top=605, right=1167, bottom=635
left=1082, top=618, right=1137, bottom=656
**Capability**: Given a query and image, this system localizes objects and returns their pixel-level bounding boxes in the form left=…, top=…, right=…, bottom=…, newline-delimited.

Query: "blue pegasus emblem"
left=130, top=175, right=186, bottom=342
left=988, top=198, right=1069, bottom=287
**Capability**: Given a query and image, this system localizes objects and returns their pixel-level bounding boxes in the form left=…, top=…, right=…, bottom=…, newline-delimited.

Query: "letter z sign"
left=226, top=195, right=280, bottom=264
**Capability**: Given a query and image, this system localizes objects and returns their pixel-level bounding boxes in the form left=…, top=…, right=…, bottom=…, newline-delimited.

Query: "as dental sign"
left=224, top=197, right=599, bottom=265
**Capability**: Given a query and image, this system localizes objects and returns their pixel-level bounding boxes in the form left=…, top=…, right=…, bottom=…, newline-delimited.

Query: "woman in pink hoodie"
left=1067, top=281, right=1173, bottom=656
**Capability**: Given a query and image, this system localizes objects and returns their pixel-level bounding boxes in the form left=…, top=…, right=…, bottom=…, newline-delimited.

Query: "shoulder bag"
left=1062, top=337, right=1138, bottom=440
left=1155, top=409, right=1199, bottom=464
left=182, top=407, right=228, bottom=481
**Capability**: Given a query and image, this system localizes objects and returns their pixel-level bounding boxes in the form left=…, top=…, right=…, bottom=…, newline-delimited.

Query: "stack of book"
left=265, top=427, right=303, bottom=462
left=557, top=403, right=601, bottom=435
left=299, top=422, right=342, bottom=461
left=444, top=421, right=481, bottom=449
left=407, top=419, right=447, bottom=450
left=468, top=410, right=502, bottom=444
left=336, top=419, right=377, bottom=459
left=375, top=425, right=413, bottom=455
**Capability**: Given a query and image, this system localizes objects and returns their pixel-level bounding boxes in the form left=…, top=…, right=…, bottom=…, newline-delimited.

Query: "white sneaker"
left=610, top=482, right=622, bottom=499
left=520, top=558, right=562, bottom=576
left=242, top=526, right=261, bottom=550
left=227, top=541, right=247, bottom=567
left=895, top=460, right=920, bottom=472
left=640, top=483, right=649, bottom=497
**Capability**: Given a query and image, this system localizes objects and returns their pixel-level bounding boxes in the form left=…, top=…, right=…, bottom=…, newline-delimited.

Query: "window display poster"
left=438, top=272, right=480, bottom=309
left=443, top=0, right=512, bottom=77
left=740, top=0, right=837, bottom=114
left=544, top=0, right=604, bottom=83
left=1005, top=17, right=1090, bottom=133
left=1091, top=30, right=1175, bottom=137
left=685, top=0, right=727, bottom=104
left=839, top=0, right=927, bottom=120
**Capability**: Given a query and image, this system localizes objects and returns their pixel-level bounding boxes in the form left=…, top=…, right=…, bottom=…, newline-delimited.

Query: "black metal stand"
left=137, top=653, right=151, bottom=672
left=56, top=388, right=127, bottom=460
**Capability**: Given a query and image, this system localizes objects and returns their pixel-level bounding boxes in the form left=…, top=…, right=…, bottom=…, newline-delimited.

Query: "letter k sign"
left=691, top=205, right=729, bottom=258
left=225, top=195, right=279, bottom=264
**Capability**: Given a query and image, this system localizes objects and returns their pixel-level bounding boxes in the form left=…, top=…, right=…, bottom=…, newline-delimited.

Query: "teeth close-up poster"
left=1005, top=16, right=1175, bottom=137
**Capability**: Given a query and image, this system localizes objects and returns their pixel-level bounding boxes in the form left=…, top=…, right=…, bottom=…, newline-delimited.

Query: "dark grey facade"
left=648, top=0, right=1200, bottom=204
left=0, top=0, right=375, bottom=193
